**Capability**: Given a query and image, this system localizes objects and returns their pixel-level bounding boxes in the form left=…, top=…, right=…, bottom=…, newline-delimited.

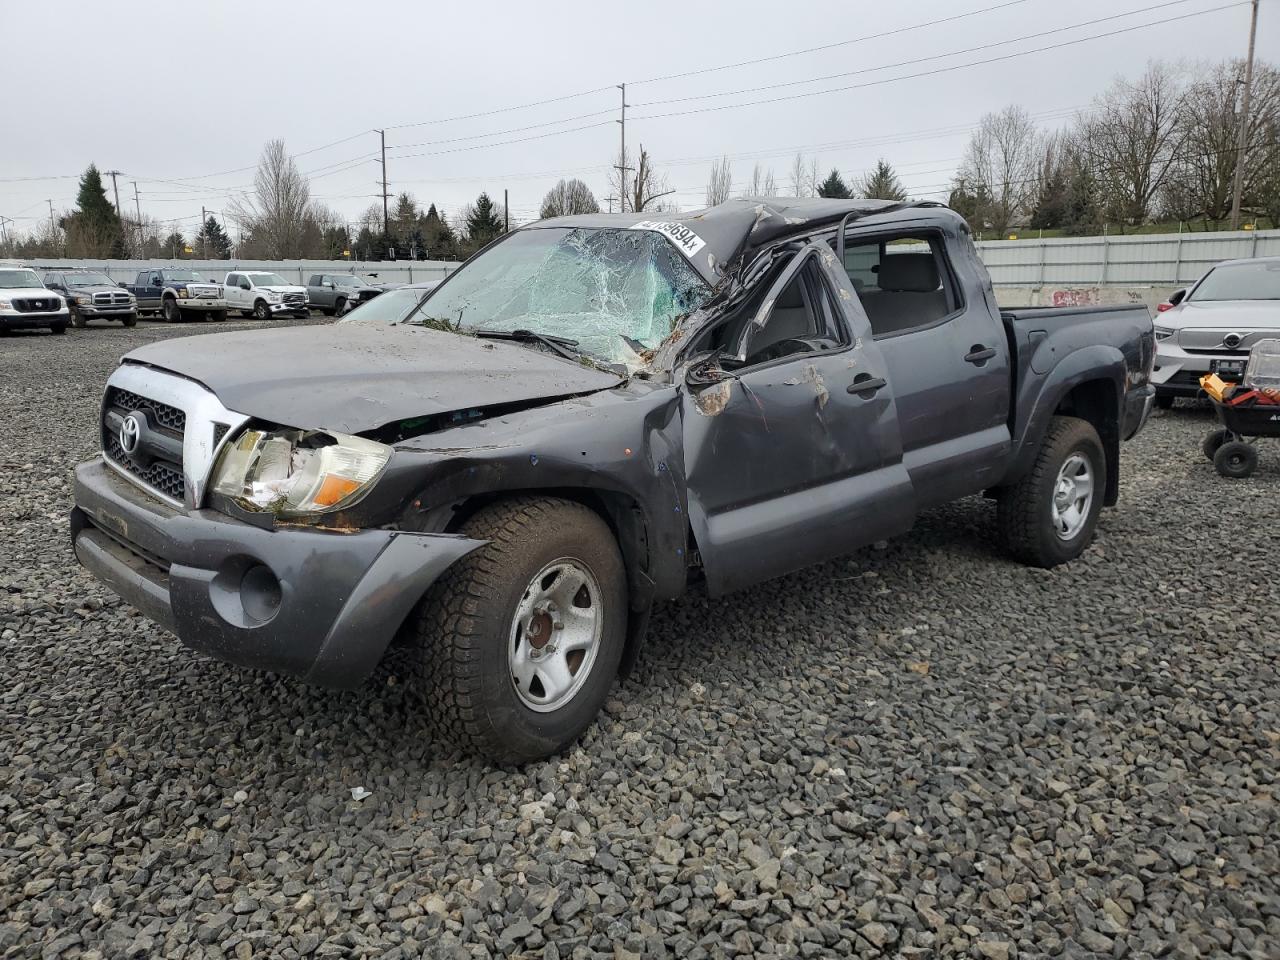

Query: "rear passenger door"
left=841, top=226, right=1011, bottom=508
left=682, top=243, right=916, bottom=595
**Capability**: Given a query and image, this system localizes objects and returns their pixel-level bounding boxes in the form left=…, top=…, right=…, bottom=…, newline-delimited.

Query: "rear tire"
left=1214, top=441, right=1257, bottom=479
left=1202, top=428, right=1231, bottom=461
left=1154, top=394, right=1175, bottom=410
left=253, top=300, right=271, bottom=321
left=997, top=416, right=1106, bottom=568
left=405, top=496, right=627, bottom=763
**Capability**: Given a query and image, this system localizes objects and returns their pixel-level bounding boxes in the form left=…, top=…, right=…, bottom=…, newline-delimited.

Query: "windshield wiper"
left=474, top=329, right=582, bottom=362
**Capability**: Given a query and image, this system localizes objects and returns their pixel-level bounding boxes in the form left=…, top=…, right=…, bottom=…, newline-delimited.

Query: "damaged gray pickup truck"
left=71, top=199, right=1155, bottom=761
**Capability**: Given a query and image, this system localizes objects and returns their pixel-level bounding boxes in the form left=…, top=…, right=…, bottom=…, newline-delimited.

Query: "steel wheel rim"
left=1051, top=452, right=1094, bottom=540
left=509, top=557, right=603, bottom=713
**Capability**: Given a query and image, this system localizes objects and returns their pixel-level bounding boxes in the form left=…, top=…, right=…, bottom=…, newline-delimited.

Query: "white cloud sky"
left=0, top=0, right=1263, bottom=238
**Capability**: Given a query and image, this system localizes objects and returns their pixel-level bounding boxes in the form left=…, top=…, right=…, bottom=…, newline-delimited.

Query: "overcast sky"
left=0, top=0, right=1268, bottom=240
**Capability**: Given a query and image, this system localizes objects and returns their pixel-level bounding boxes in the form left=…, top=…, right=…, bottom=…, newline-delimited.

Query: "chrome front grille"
left=282, top=292, right=306, bottom=307
left=1178, top=328, right=1276, bottom=355
left=101, top=387, right=187, bottom=502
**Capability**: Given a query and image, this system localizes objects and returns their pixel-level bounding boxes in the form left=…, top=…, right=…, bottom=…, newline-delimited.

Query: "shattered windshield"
left=407, top=227, right=710, bottom=365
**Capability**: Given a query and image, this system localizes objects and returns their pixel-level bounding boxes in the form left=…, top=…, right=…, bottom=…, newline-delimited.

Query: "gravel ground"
left=2, top=318, right=1278, bottom=959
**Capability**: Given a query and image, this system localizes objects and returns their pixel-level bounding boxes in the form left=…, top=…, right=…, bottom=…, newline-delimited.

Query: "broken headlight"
left=211, top=428, right=391, bottom=517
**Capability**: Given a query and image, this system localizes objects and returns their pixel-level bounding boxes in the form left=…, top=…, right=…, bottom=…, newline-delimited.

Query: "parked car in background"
left=224, top=271, right=309, bottom=320
left=71, top=199, right=1155, bottom=762
left=336, top=280, right=437, bottom=322
left=1151, top=257, right=1280, bottom=408
left=44, top=269, right=137, bottom=327
left=306, top=273, right=400, bottom=316
left=0, top=265, right=69, bottom=334
left=125, top=269, right=226, bottom=322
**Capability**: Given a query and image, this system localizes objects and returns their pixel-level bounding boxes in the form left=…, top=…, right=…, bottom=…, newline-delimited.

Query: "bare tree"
left=957, top=104, right=1041, bottom=236
left=610, top=145, right=675, bottom=212
left=788, top=153, right=821, bottom=197
left=706, top=157, right=733, bottom=206
left=229, top=140, right=313, bottom=258
left=744, top=163, right=778, bottom=197
left=1079, top=62, right=1187, bottom=227
left=1163, top=59, right=1280, bottom=224
left=539, top=178, right=600, bottom=219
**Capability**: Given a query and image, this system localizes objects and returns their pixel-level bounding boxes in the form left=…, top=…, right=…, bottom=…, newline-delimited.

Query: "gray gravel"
left=2, top=318, right=1278, bottom=959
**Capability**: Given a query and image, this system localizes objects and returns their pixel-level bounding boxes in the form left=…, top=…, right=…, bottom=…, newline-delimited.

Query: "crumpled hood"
left=1168, top=300, right=1280, bottom=329
left=121, top=322, right=620, bottom=434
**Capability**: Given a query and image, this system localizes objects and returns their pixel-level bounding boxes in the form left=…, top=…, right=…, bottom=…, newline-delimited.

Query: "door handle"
left=965, top=345, right=997, bottom=364
left=847, top=375, right=886, bottom=396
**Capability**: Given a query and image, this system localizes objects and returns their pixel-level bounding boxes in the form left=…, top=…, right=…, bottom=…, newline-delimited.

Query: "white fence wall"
left=16, top=258, right=459, bottom=286
left=20, top=228, right=1280, bottom=292
left=975, top=229, right=1280, bottom=288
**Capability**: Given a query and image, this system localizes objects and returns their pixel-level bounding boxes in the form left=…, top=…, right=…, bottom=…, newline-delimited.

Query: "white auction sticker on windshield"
left=628, top=220, right=707, bottom=259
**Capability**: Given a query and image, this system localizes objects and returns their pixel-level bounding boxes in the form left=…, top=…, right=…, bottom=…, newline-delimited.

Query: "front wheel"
left=253, top=300, right=271, bottom=321
left=405, top=497, right=627, bottom=762
left=122, top=312, right=137, bottom=327
left=49, top=322, right=67, bottom=335
left=70, top=307, right=87, bottom=328
left=1214, top=441, right=1258, bottom=479
left=997, top=416, right=1106, bottom=568
left=162, top=298, right=182, bottom=323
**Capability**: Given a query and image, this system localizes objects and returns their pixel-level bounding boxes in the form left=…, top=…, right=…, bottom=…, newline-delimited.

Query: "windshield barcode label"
left=628, top=221, right=707, bottom=259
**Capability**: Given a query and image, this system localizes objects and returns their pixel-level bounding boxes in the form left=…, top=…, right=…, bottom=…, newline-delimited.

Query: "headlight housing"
left=211, top=428, right=391, bottom=517
left=1154, top=325, right=1175, bottom=341
left=176, top=287, right=190, bottom=298
left=74, top=294, right=91, bottom=305
left=265, top=290, right=282, bottom=301
left=0, top=298, right=11, bottom=310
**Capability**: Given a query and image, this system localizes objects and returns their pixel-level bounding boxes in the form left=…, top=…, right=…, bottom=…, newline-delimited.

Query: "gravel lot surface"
left=2, top=318, right=1278, bottom=959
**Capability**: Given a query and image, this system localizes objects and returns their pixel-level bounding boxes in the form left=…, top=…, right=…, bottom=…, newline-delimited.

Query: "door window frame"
left=832, top=227, right=967, bottom=341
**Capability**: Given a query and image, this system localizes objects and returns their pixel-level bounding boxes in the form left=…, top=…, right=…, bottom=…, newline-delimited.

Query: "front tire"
left=122, top=312, right=137, bottom=327
left=162, top=298, right=182, bottom=323
left=1214, top=441, right=1258, bottom=479
left=406, top=497, right=627, bottom=763
left=334, top=297, right=347, bottom=316
left=997, top=416, right=1106, bottom=568
left=49, top=322, right=67, bottom=335
left=253, top=300, right=271, bottom=321
left=70, top=307, right=87, bottom=328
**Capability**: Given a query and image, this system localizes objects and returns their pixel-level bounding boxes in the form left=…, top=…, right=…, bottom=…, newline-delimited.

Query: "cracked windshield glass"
left=404, top=227, right=710, bottom=367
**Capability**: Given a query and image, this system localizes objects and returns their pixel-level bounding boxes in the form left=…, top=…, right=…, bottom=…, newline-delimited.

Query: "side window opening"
left=841, top=234, right=958, bottom=337
left=741, top=257, right=848, bottom=365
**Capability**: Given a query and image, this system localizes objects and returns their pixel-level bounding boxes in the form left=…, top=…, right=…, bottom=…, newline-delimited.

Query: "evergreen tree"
left=422, top=204, right=458, bottom=260
left=162, top=231, right=188, bottom=258
left=858, top=160, right=907, bottom=201
left=817, top=169, right=852, bottom=199
left=194, top=215, right=233, bottom=258
left=464, top=192, right=505, bottom=252
left=65, top=164, right=125, bottom=256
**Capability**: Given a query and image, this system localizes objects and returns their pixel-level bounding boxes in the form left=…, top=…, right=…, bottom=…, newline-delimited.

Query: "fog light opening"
left=240, top=564, right=282, bottom=623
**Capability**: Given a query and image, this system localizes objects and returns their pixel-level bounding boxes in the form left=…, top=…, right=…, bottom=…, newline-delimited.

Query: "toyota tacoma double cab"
left=71, top=199, right=1155, bottom=761
left=125, top=269, right=226, bottom=322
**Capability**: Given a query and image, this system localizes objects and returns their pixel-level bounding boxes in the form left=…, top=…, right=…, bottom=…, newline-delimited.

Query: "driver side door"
left=681, top=243, right=916, bottom=595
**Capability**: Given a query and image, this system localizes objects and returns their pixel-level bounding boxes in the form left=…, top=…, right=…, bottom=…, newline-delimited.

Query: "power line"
left=629, top=0, right=1033, bottom=86
left=632, top=0, right=1208, bottom=110
left=383, top=85, right=616, bottom=132
left=629, top=2, right=1247, bottom=123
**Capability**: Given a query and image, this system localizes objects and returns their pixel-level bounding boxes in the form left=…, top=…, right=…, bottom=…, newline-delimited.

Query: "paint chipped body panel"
left=69, top=199, right=1156, bottom=689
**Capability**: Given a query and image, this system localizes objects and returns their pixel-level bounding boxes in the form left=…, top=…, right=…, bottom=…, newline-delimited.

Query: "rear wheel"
left=162, top=298, right=182, bottom=322
left=405, top=496, right=627, bottom=762
left=1202, top=428, right=1231, bottom=461
left=253, top=300, right=271, bottom=321
left=1214, top=441, right=1258, bottom=479
left=997, top=416, right=1105, bottom=568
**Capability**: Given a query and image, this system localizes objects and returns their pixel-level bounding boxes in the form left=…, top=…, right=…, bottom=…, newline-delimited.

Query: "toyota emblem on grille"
left=119, top=412, right=143, bottom=455
left=1223, top=332, right=1243, bottom=349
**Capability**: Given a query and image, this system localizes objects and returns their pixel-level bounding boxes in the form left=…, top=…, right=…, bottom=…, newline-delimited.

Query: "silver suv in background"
left=1152, top=257, right=1280, bottom=408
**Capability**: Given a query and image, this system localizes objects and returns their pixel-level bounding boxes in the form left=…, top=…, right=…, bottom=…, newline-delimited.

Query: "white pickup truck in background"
left=223, top=271, right=310, bottom=320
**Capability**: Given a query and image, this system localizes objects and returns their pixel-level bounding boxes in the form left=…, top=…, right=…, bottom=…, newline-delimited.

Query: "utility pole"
left=132, top=182, right=143, bottom=256
left=201, top=206, right=207, bottom=258
left=376, top=129, right=389, bottom=236
left=1229, top=0, right=1260, bottom=231
left=0, top=216, right=12, bottom=249
left=615, top=83, right=630, bottom=213
left=105, top=170, right=123, bottom=216
left=504, top=188, right=509, bottom=233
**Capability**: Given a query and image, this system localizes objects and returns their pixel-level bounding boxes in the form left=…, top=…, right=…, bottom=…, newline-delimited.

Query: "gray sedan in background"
left=1151, top=257, right=1280, bottom=407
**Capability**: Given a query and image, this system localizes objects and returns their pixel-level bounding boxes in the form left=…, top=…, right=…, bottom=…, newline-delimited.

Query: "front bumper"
left=177, top=298, right=226, bottom=310
left=77, top=306, right=137, bottom=319
left=1152, top=342, right=1241, bottom=396
left=268, top=301, right=309, bottom=315
left=71, top=458, right=484, bottom=688
left=1, top=309, right=69, bottom=329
